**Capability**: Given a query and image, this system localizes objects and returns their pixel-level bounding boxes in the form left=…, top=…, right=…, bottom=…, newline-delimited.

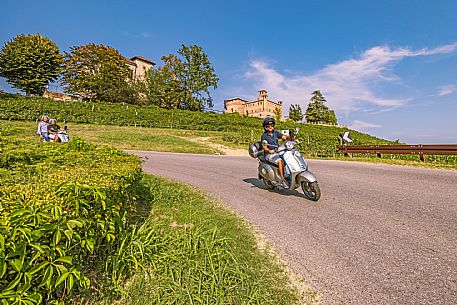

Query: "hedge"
left=0, top=131, right=142, bottom=304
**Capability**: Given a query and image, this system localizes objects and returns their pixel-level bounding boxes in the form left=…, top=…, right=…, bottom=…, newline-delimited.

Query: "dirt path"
left=189, top=137, right=248, bottom=156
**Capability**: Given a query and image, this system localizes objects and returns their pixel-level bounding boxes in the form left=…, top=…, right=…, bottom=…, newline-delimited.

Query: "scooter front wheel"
left=301, top=181, right=321, bottom=201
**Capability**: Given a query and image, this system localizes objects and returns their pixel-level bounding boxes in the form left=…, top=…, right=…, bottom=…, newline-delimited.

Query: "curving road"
left=131, top=151, right=457, bottom=305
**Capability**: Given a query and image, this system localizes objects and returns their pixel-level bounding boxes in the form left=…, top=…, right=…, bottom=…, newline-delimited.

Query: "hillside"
left=0, top=94, right=391, bottom=158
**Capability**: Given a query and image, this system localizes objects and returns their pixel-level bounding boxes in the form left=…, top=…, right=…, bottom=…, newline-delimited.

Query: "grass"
left=3, top=119, right=456, bottom=169
left=0, top=120, right=226, bottom=154
left=88, top=174, right=315, bottom=305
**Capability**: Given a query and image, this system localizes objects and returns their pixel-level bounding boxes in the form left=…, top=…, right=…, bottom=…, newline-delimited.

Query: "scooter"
left=41, top=128, right=70, bottom=143
left=249, top=129, right=321, bottom=201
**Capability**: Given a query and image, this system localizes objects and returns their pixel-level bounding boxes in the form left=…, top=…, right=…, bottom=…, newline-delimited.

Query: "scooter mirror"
left=289, top=129, right=295, bottom=139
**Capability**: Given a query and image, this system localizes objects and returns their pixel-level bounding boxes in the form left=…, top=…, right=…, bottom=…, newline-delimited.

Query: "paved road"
left=132, top=151, right=457, bottom=305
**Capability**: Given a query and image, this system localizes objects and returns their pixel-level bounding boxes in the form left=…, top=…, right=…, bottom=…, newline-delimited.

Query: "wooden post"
left=419, top=153, right=425, bottom=161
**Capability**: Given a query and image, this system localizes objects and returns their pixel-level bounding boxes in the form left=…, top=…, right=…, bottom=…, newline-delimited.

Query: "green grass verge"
left=0, top=120, right=223, bottom=154
left=89, top=174, right=315, bottom=305
left=3, top=119, right=456, bottom=170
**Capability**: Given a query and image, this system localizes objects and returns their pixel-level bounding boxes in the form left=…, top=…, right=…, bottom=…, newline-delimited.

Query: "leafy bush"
left=0, top=136, right=142, bottom=304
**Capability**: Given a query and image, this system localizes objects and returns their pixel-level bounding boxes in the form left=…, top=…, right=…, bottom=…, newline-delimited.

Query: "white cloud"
left=349, top=120, right=382, bottom=131
left=121, top=31, right=152, bottom=39
left=438, top=84, right=457, bottom=96
left=241, top=43, right=457, bottom=117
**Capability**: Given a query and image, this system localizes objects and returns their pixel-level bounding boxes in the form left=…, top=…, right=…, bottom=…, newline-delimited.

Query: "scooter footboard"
left=296, top=171, right=318, bottom=184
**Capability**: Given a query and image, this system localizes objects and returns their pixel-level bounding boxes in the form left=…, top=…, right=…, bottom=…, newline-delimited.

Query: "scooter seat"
left=256, top=146, right=278, bottom=167
left=260, top=157, right=279, bottom=168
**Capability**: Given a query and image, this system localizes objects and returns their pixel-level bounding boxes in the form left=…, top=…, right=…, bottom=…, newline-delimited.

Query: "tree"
left=0, top=34, right=63, bottom=95
left=61, top=43, right=134, bottom=103
left=144, top=45, right=218, bottom=111
left=145, top=54, right=183, bottom=109
left=273, top=106, right=282, bottom=122
left=323, top=109, right=337, bottom=125
left=288, top=104, right=303, bottom=122
left=305, top=90, right=337, bottom=124
left=178, top=44, right=219, bottom=110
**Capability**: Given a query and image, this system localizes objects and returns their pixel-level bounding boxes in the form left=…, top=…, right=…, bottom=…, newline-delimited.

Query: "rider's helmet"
left=262, top=116, right=275, bottom=131
left=49, top=118, right=57, bottom=125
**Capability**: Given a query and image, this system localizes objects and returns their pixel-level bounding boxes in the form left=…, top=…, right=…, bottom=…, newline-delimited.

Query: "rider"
left=261, top=116, right=291, bottom=188
left=47, top=118, right=61, bottom=142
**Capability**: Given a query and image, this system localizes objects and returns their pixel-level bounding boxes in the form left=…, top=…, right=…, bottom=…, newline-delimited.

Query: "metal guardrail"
left=337, top=144, right=457, bottom=161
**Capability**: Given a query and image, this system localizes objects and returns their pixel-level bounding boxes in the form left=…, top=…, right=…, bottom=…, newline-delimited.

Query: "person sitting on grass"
left=47, top=118, right=61, bottom=142
left=36, top=115, right=50, bottom=142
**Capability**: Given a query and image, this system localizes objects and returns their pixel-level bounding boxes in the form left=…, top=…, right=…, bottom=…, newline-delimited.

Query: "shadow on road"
left=242, top=178, right=307, bottom=199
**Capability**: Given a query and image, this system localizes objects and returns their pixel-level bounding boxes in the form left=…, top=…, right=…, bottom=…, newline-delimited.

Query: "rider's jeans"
left=40, top=132, right=49, bottom=142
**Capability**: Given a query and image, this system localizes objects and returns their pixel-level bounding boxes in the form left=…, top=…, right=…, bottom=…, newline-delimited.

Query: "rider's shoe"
left=277, top=180, right=288, bottom=189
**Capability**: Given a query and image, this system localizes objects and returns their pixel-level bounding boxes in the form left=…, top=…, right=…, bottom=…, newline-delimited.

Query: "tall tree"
left=144, top=44, right=218, bottom=111
left=61, top=43, right=134, bottom=103
left=273, top=106, right=282, bottom=122
left=305, top=90, right=337, bottom=124
left=178, top=44, right=219, bottom=110
left=0, top=34, right=63, bottom=95
left=288, top=104, right=303, bottom=122
left=145, top=54, right=183, bottom=109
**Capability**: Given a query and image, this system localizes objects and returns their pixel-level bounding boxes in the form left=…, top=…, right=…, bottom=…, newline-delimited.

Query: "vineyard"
left=1, top=94, right=456, bottom=166
left=0, top=94, right=390, bottom=155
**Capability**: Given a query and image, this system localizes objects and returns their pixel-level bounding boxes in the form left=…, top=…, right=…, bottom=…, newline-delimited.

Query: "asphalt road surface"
left=132, top=151, right=457, bottom=305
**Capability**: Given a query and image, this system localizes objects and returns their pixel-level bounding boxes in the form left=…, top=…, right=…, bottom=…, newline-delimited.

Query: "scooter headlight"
left=285, top=141, right=294, bottom=150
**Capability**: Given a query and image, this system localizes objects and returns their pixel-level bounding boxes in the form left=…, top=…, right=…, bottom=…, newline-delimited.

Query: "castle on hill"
left=224, top=90, right=282, bottom=118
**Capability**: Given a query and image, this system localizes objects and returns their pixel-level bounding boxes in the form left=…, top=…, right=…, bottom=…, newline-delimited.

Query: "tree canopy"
left=0, top=34, right=63, bottom=95
left=273, top=106, right=282, bottom=122
left=288, top=104, right=303, bottom=122
left=145, top=44, right=218, bottom=111
left=145, top=54, right=183, bottom=109
left=61, top=43, right=136, bottom=103
left=305, top=90, right=337, bottom=125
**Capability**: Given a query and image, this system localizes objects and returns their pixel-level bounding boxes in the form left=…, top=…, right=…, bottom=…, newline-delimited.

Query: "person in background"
left=36, top=115, right=50, bottom=142
left=47, top=118, right=61, bottom=142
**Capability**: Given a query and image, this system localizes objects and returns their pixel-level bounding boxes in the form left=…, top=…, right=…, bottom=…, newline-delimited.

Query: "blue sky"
left=2, top=0, right=457, bottom=143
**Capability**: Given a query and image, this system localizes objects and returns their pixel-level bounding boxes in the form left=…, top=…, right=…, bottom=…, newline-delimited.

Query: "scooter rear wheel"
left=262, top=177, right=275, bottom=190
left=301, top=181, right=321, bottom=201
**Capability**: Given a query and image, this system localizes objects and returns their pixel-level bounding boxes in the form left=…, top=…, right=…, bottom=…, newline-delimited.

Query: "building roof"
left=224, top=97, right=250, bottom=103
left=225, top=98, right=281, bottom=106
left=123, top=56, right=136, bottom=66
left=130, top=56, right=156, bottom=65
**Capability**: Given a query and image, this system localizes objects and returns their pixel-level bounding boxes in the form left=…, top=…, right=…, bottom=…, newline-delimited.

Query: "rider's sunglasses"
left=267, top=124, right=274, bottom=128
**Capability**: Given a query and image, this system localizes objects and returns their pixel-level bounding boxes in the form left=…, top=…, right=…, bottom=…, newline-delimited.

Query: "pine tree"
left=305, top=90, right=337, bottom=124
left=288, top=104, right=303, bottom=122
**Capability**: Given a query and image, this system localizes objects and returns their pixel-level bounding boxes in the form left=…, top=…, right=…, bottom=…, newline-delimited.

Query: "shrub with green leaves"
left=0, top=136, right=142, bottom=304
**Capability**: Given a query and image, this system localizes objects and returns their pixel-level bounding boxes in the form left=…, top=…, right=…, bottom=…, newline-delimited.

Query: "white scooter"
left=249, top=129, right=321, bottom=201
left=41, top=128, right=70, bottom=143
